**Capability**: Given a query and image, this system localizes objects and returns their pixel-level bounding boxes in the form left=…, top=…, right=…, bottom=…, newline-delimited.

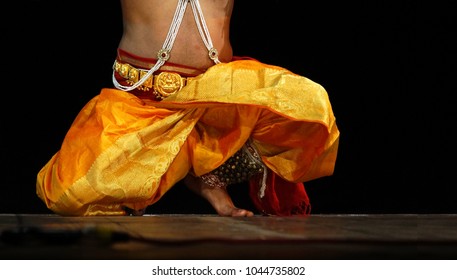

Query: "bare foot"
left=184, top=174, right=254, bottom=217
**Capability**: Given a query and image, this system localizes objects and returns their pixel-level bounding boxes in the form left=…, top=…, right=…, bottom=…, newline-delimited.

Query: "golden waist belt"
left=114, top=60, right=194, bottom=99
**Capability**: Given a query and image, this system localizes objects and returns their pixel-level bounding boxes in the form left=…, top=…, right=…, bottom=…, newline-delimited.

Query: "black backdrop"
left=1, top=1, right=453, bottom=214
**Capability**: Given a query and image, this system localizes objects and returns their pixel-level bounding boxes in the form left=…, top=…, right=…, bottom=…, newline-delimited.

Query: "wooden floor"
left=0, top=214, right=456, bottom=259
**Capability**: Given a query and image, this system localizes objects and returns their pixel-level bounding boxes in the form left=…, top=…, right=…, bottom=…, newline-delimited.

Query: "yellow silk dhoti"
left=36, top=58, right=340, bottom=216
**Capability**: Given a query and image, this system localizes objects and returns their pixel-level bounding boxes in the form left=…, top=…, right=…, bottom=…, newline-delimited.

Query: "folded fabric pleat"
left=36, top=59, right=339, bottom=216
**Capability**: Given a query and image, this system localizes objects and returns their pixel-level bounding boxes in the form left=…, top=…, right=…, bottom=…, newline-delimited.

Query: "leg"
left=184, top=174, right=254, bottom=217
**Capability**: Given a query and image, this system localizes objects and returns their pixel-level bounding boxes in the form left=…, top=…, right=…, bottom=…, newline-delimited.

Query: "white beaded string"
left=113, top=0, right=189, bottom=91
left=242, top=140, right=268, bottom=199
left=113, top=0, right=221, bottom=91
left=190, top=0, right=220, bottom=64
left=162, top=0, right=188, bottom=56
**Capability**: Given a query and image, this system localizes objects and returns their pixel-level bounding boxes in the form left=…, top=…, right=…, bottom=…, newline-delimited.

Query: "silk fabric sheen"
left=36, top=58, right=339, bottom=216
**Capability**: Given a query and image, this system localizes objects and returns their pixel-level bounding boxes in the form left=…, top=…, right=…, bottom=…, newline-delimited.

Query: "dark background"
left=1, top=1, right=453, bottom=214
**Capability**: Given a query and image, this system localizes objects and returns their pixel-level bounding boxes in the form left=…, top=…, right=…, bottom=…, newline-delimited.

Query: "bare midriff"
left=119, top=0, right=234, bottom=71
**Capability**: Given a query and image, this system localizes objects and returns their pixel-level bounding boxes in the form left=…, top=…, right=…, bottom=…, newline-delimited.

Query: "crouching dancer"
left=36, top=0, right=340, bottom=217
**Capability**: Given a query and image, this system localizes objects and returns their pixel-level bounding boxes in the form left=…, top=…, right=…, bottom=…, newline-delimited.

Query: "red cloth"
left=249, top=171, right=311, bottom=216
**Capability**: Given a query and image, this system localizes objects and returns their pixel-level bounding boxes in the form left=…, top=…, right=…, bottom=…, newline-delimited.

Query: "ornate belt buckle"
left=153, top=72, right=184, bottom=99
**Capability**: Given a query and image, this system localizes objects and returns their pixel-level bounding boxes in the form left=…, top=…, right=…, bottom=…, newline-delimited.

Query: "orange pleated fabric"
left=36, top=57, right=340, bottom=216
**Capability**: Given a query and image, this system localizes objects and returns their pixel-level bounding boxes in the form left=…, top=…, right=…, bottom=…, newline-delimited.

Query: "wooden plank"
left=1, top=214, right=456, bottom=259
